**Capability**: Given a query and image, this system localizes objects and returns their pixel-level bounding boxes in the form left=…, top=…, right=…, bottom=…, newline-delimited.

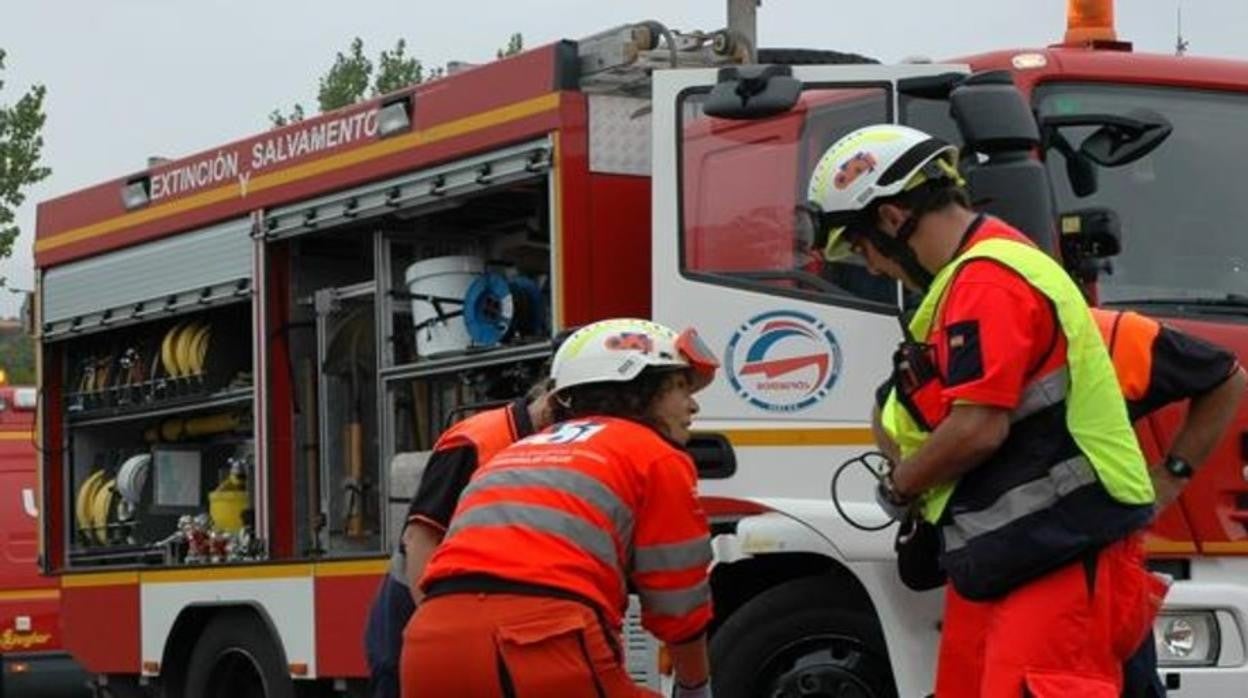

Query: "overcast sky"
left=3, top=0, right=1247, bottom=317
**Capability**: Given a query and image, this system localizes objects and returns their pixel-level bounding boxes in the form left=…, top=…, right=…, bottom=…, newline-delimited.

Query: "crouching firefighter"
left=400, top=319, right=720, bottom=698
left=806, top=124, right=1165, bottom=696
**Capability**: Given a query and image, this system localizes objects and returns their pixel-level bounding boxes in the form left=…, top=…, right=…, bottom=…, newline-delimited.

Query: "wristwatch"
left=1163, top=454, right=1196, bottom=480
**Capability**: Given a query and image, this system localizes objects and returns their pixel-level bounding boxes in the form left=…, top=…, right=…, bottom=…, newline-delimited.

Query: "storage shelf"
left=69, top=545, right=168, bottom=568
left=67, top=385, right=254, bottom=427
left=380, top=341, right=553, bottom=382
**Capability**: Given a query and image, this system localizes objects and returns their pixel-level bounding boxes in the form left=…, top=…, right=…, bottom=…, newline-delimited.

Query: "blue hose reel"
left=462, top=272, right=547, bottom=348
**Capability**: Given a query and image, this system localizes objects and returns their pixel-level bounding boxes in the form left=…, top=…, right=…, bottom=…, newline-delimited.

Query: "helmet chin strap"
left=862, top=220, right=934, bottom=292
left=857, top=183, right=949, bottom=293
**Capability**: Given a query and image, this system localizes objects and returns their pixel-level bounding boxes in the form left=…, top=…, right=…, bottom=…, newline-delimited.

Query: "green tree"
left=0, top=48, right=50, bottom=262
left=0, top=324, right=35, bottom=384
left=318, top=37, right=374, bottom=112
left=268, top=103, right=304, bottom=128
left=497, top=33, right=524, bottom=59
left=374, top=39, right=424, bottom=97
left=270, top=34, right=519, bottom=127
left=271, top=37, right=419, bottom=126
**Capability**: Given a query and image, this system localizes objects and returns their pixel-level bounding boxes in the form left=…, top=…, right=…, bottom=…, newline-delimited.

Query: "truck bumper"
left=2, top=651, right=90, bottom=698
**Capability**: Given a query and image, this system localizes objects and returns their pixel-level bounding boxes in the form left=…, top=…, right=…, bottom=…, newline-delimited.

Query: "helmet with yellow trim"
left=805, top=124, right=963, bottom=285
left=550, top=318, right=718, bottom=395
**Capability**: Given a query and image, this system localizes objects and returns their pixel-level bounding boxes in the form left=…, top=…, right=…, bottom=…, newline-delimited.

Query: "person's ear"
left=876, top=203, right=910, bottom=237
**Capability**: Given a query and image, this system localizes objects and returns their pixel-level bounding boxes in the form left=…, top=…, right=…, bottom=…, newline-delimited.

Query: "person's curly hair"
left=551, top=367, right=679, bottom=429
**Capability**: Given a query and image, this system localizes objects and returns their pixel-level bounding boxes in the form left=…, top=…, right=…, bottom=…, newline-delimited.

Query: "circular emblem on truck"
left=725, top=310, right=842, bottom=412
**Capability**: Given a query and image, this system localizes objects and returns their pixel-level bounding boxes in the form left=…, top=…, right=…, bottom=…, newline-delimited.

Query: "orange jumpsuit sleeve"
left=1095, top=309, right=1158, bottom=404
left=630, top=451, right=713, bottom=644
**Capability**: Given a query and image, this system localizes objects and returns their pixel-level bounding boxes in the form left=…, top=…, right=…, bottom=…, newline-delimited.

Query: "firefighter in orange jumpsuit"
left=934, top=308, right=1245, bottom=698
left=400, top=318, right=720, bottom=698
left=809, top=124, right=1162, bottom=695
left=363, top=378, right=553, bottom=698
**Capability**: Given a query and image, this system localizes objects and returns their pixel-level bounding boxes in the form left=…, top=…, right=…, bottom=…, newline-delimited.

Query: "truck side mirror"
left=950, top=70, right=1041, bottom=153
left=1047, top=130, right=1099, bottom=198
left=704, top=64, right=801, bottom=120
left=1079, top=109, right=1172, bottom=167
left=950, top=71, right=1057, bottom=251
left=1041, top=110, right=1173, bottom=170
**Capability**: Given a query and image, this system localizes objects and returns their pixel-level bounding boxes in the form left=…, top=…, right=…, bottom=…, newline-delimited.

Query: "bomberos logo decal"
left=725, top=310, right=842, bottom=412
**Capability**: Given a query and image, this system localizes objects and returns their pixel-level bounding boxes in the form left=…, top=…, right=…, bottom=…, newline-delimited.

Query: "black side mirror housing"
left=1079, top=109, right=1173, bottom=167
left=704, top=64, right=801, bottom=120
left=950, top=71, right=1056, bottom=252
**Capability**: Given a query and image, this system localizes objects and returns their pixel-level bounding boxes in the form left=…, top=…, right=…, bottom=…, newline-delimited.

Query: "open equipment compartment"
left=40, top=220, right=259, bottom=569
left=266, top=137, right=557, bottom=557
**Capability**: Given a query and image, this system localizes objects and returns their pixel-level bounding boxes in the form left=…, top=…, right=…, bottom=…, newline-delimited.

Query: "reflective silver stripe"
left=460, top=466, right=635, bottom=554
left=387, top=548, right=408, bottom=586
left=634, top=536, right=712, bottom=574
left=1010, top=368, right=1069, bottom=423
left=637, top=580, right=711, bottom=617
left=942, top=526, right=967, bottom=552
left=943, top=455, right=1098, bottom=552
left=447, top=502, right=621, bottom=571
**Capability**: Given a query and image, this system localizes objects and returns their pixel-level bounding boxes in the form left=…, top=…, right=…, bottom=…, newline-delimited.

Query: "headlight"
left=1154, top=611, right=1220, bottom=667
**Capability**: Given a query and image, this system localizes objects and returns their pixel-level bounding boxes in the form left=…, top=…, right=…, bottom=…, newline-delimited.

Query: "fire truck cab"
left=30, top=3, right=1248, bottom=697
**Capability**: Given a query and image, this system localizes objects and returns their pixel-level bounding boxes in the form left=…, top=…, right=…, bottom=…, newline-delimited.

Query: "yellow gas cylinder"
left=208, top=463, right=249, bottom=534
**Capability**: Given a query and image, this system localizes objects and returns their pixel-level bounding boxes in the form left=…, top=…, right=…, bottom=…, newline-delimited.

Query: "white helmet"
left=550, top=318, right=719, bottom=394
left=806, top=124, right=960, bottom=260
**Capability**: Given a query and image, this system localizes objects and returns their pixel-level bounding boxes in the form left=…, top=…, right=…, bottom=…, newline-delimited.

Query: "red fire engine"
left=0, top=380, right=88, bottom=696
left=31, top=1, right=1248, bottom=696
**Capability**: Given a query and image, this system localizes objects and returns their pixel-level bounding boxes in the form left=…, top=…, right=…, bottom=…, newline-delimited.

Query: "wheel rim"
left=203, top=648, right=269, bottom=698
left=758, top=633, right=891, bottom=698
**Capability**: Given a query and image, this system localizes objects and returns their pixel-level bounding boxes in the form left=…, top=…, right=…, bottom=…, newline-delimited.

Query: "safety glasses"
left=794, top=203, right=871, bottom=261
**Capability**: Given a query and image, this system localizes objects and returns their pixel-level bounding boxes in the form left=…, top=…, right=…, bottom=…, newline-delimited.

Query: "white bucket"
left=405, top=255, right=484, bottom=357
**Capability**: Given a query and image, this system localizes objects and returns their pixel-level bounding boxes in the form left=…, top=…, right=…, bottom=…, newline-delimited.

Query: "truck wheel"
left=710, top=576, right=896, bottom=698
left=183, top=611, right=293, bottom=698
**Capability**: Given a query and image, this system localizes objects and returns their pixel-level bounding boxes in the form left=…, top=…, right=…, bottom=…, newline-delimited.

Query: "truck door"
left=651, top=63, right=986, bottom=698
left=651, top=64, right=970, bottom=497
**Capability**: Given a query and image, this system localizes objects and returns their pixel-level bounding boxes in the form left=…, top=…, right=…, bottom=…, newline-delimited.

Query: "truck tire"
left=709, top=576, right=896, bottom=698
left=757, top=48, right=879, bottom=66
left=183, top=611, right=293, bottom=698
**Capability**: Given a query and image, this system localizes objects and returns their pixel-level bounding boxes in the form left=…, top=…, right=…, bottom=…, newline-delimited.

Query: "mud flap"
left=1021, top=670, right=1118, bottom=697
left=494, top=610, right=605, bottom=698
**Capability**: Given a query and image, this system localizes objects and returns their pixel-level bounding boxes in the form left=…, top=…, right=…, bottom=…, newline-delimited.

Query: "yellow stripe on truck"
left=142, top=563, right=314, bottom=584
left=0, top=588, right=60, bottom=601
left=313, top=559, right=389, bottom=577
left=720, top=427, right=876, bottom=447
left=61, top=571, right=140, bottom=588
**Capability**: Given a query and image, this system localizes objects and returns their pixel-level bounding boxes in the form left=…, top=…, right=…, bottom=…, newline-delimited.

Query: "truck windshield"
left=679, top=85, right=900, bottom=310
left=1035, top=83, right=1248, bottom=308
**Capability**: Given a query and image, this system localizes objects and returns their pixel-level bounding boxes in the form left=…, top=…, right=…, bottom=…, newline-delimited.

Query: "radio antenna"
left=1176, top=4, right=1190, bottom=56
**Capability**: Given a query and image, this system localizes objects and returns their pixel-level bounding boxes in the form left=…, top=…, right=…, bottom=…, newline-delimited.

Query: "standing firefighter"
left=362, top=378, right=554, bottom=698
left=930, top=307, right=1245, bottom=697
left=400, top=318, right=720, bottom=698
left=807, top=124, right=1164, bottom=695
